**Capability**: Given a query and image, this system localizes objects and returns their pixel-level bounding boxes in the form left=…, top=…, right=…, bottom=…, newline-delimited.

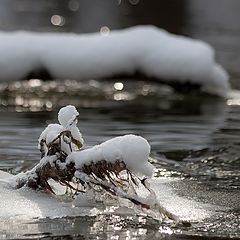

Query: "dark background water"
left=0, top=1, right=239, bottom=239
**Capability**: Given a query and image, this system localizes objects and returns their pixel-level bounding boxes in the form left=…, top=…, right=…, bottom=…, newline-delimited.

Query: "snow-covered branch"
left=11, top=105, right=179, bottom=221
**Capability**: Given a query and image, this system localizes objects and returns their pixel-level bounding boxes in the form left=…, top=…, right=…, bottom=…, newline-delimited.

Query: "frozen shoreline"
left=0, top=170, right=212, bottom=221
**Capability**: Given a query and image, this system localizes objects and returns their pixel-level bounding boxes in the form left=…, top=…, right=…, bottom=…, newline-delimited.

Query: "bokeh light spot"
left=100, top=26, right=110, bottom=36
left=68, top=0, right=80, bottom=11
left=51, top=15, right=66, bottom=26
left=114, top=82, right=124, bottom=90
left=129, top=0, right=140, bottom=5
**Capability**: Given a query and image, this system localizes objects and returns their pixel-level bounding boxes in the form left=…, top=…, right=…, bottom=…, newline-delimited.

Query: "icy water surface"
left=0, top=80, right=239, bottom=239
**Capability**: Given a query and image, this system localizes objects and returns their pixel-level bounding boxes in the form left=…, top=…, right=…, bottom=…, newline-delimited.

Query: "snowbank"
left=67, top=134, right=155, bottom=177
left=0, top=26, right=229, bottom=96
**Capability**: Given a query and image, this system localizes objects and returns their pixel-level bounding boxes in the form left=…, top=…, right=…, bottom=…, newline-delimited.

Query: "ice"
left=0, top=171, right=98, bottom=220
left=0, top=171, right=212, bottom=221
left=0, top=26, right=230, bottom=97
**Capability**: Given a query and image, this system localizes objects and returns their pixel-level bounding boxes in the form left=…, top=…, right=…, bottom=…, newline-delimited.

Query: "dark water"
left=0, top=80, right=239, bottom=239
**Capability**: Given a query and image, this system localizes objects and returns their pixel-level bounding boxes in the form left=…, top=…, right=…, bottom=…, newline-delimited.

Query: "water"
left=0, top=0, right=240, bottom=238
left=0, top=80, right=239, bottom=239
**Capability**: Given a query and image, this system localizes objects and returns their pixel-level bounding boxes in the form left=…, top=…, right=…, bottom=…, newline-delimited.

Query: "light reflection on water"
left=0, top=80, right=239, bottom=239
left=0, top=79, right=174, bottom=112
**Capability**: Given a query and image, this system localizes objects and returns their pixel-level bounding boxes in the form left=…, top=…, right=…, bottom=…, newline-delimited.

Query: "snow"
left=58, top=105, right=79, bottom=127
left=38, top=105, right=84, bottom=155
left=67, top=134, right=155, bottom=177
left=38, top=123, right=63, bottom=146
left=0, top=25, right=230, bottom=97
left=58, top=105, right=84, bottom=147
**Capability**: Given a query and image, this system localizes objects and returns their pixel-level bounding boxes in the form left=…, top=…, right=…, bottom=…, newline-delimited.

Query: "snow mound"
left=0, top=26, right=230, bottom=97
left=38, top=123, right=63, bottom=146
left=58, top=105, right=79, bottom=127
left=67, top=134, right=155, bottom=177
left=38, top=105, right=84, bottom=155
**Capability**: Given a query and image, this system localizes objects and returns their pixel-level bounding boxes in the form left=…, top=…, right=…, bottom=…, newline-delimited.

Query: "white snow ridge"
left=0, top=25, right=230, bottom=97
left=67, top=134, right=154, bottom=177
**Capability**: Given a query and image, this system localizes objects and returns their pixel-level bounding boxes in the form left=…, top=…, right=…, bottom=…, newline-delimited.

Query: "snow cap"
left=119, top=135, right=154, bottom=177
left=58, top=105, right=79, bottom=127
left=68, top=134, right=154, bottom=177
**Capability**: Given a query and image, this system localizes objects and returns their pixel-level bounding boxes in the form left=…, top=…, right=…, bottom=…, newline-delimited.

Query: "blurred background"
left=0, top=0, right=239, bottom=88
